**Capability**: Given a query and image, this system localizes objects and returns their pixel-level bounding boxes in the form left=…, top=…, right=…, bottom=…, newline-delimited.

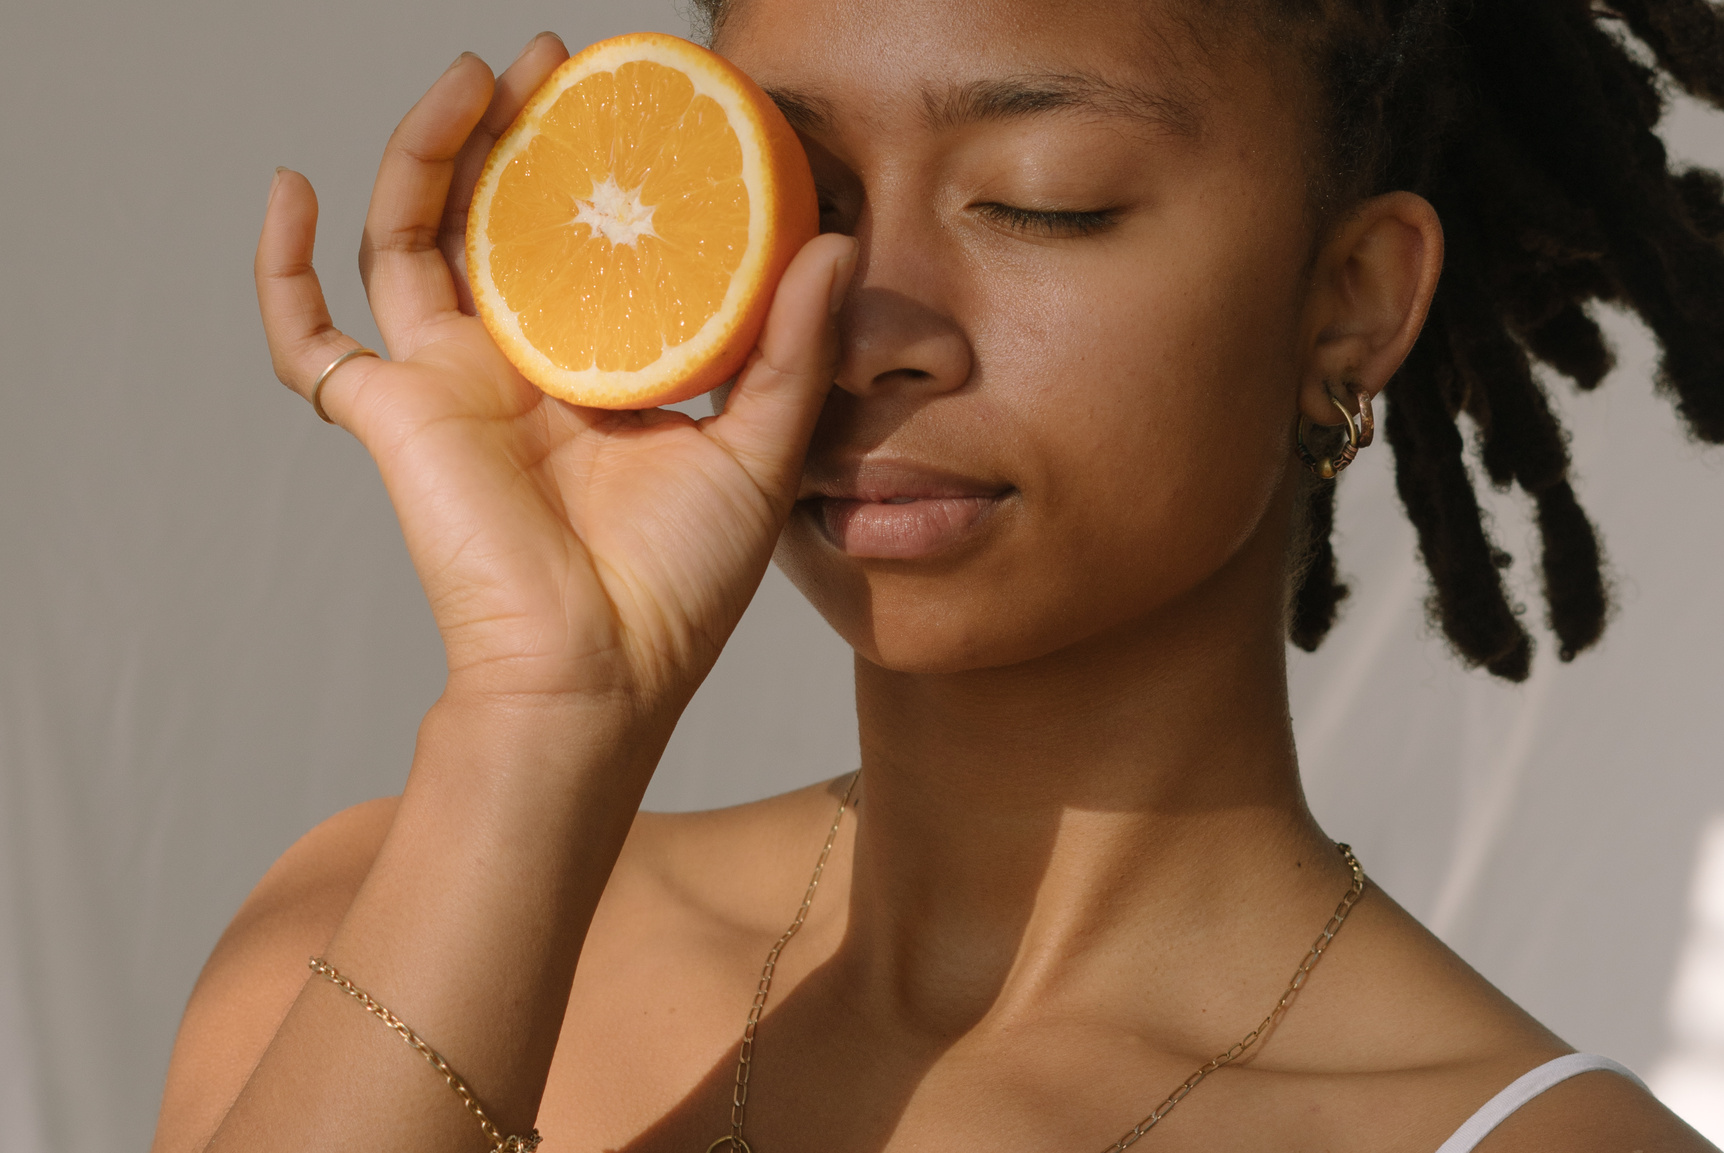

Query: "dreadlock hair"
left=1278, top=0, right=1724, bottom=680
left=692, top=0, right=1724, bottom=681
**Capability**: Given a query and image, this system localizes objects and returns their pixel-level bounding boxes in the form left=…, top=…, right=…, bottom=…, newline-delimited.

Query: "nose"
left=831, top=249, right=973, bottom=400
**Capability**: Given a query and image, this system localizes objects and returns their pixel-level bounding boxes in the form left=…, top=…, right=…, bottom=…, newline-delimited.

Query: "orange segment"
left=467, top=33, right=819, bottom=409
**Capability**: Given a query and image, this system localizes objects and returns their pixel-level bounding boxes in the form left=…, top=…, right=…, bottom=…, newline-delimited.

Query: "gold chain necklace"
left=707, top=772, right=1368, bottom=1153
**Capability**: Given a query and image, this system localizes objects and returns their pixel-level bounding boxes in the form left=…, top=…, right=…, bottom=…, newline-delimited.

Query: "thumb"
left=703, top=233, right=857, bottom=504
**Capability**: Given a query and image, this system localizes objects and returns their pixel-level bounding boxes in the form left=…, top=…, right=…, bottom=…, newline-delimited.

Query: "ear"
left=1298, top=191, right=1444, bottom=425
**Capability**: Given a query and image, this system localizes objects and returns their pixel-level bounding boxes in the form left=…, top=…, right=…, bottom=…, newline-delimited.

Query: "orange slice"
left=467, top=32, right=819, bottom=409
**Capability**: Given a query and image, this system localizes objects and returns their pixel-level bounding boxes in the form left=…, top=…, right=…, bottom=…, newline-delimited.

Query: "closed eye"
left=974, top=202, right=1119, bottom=237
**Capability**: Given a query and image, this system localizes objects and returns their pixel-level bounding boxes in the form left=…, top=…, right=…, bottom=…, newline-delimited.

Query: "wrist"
left=437, top=647, right=700, bottom=730
left=411, top=682, right=679, bottom=803
left=436, top=668, right=677, bottom=736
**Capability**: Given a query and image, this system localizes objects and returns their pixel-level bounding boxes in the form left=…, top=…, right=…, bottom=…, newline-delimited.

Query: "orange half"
left=467, top=33, right=819, bottom=409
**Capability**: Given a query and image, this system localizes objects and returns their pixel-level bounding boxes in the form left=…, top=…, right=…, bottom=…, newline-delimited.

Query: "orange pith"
left=467, top=33, right=818, bottom=410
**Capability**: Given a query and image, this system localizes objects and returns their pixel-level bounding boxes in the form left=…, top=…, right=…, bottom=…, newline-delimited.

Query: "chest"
left=533, top=962, right=1473, bottom=1153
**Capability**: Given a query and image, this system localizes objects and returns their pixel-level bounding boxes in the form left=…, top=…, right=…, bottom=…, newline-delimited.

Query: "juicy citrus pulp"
left=467, top=33, right=819, bottom=409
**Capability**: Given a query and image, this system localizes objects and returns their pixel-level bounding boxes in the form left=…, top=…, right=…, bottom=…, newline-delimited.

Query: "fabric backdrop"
left=2, top=2, right=1721, bottom=1150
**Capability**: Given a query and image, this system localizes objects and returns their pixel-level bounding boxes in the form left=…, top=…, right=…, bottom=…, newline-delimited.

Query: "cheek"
left=983, top=228, right=1307, bottom=582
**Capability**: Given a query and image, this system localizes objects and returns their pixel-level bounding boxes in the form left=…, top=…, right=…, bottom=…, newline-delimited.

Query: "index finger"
left=356, top=53, right=494, bottom=354
left=439, top=32, right=572, bottom=315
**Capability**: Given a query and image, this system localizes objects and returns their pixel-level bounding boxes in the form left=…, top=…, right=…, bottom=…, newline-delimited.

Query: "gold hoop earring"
left=1296, top=388, right=1367, bottom=479
left=1349, top=381, right=1375, bottom=449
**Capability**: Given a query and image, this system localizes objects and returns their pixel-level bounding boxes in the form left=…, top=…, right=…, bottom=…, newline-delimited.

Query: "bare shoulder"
left=544, top=777, right=859, bottom=1138
left=151, top=795, right=402, bottom=1152
left=583, top=774, right=860, bottom=982
left=153, top=778, right=846, bottom=1152
left=1476, top=1069, right=1717, bottom=1152
left=1298, top=884, right=1714, bottom=1152
left=608, top=774, right=857, bottom=933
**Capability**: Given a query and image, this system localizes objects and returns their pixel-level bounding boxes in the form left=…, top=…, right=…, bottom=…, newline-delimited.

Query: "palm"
left=372, top=322, right=779, bottom=700
left=257, top=39, right=849, bottom=708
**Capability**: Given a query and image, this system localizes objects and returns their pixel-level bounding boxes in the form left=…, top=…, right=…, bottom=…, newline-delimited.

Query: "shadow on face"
left=716, top=0, right=1326, bottom=678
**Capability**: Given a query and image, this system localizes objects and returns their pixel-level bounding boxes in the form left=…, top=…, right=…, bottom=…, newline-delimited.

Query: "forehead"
left=714, top=0, right=1239, bottom=139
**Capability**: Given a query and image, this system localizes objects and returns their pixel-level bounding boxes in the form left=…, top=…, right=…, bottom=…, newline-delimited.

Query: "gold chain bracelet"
left=307, top=957, right=542, bottom=1153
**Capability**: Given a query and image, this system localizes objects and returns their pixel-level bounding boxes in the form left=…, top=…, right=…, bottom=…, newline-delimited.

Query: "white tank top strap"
left=1433, top=1053, right=1647, bottom=1153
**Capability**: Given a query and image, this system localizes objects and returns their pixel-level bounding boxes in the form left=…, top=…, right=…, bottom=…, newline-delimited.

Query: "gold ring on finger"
left=310, top=347, right=381, bottom=423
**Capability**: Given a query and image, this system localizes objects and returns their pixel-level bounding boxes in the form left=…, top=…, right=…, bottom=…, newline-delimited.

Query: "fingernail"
left=521, top=30, right=561, bottom=55
left=828, top=240, right=858, bottom=316
left=446, top=50, right=476, bottom=73
left=269, top=166, right=286, bottom=204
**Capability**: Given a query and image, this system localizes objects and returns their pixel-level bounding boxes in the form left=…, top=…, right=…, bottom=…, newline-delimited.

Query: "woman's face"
left=720, top=0, right=1322, bottom=673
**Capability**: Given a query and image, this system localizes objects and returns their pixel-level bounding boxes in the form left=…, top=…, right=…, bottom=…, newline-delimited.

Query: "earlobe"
left=1299, top=190, right=1445, bottom=425
left=1295, top=382, right=1375, bottom=479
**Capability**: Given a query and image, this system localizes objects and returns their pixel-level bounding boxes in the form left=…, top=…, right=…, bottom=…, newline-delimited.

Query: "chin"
left=772, top=526, right=1169, bottom=677
left=854, top=601, right=1067, bottom=676
left=772, top=533, right=1031, bottom=675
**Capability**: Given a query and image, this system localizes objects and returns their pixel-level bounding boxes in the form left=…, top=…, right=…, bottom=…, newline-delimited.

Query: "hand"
left=255, top=36, right=857, bottom=719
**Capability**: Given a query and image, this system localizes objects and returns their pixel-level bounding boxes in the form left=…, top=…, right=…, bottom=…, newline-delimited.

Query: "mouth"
left=798, top=457, right=1014, bottom=560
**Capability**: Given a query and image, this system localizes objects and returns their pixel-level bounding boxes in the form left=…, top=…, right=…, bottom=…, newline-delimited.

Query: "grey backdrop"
left=3, top=2, right=1723, bottom=1151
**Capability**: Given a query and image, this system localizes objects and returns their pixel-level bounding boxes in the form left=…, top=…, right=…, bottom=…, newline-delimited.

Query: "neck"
left=836, top=533, right=1345, bottom=1041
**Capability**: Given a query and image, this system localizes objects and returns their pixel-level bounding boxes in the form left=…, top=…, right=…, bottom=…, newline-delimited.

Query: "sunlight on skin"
left=165, top=4, right=1716, bottom=1151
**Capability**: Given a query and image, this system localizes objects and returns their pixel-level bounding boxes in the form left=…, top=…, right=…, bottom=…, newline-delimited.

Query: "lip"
left=798, top=456, right=1013, bottom=560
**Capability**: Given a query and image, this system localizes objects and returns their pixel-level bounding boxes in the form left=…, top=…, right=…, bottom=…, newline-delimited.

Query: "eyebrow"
left=764, top=73, right=1204, bottom=139
left=926, top=74, right=1204, bottom=136
left=764, top=88, right=838, bottom=135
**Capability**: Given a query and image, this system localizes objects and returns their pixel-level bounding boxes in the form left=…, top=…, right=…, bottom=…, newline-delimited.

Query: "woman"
left=154, top=0, right=1724, bottom=1150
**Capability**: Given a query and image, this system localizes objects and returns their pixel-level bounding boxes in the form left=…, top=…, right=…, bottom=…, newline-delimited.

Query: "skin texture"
left=153, top=5, right=1715, bottom=1153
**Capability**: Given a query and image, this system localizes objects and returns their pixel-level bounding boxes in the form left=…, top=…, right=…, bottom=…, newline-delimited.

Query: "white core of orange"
left=573, top=176, right=658, bottom=248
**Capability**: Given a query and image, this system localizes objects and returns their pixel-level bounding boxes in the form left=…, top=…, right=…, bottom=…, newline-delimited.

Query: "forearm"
left=205, top=690, right=672, bottom=1153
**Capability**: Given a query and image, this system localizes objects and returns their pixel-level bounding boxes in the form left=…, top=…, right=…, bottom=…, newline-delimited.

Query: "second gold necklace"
left=707, top=772, right=1368, bottom=1153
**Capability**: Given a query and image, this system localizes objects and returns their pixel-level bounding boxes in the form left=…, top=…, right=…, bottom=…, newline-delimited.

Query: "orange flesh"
left=485, top=60, right=750, bottom=374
